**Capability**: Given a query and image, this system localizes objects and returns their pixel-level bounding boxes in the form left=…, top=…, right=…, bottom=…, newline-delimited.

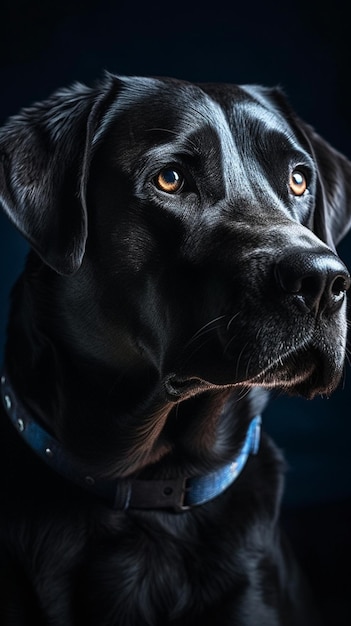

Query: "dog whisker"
left=344, top=348, right=351, bottom=367
left=234, top=343, right=250, bottom=381
left=183, top=336, right=217, bottom=365
left=223, top=331, right=242, bottom=359
left=245, top=354, right=254, bottom=381
left=189, top=315, right=227, bottom=341
left=185, top=316, right=227, bottom=350
left=236, top=385, right=253, bottom=402
left=226, top=312, right=240, bottom=332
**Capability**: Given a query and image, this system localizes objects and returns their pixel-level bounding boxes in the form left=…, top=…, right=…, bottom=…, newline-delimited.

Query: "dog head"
left=1, top=74, right=350, bottom=403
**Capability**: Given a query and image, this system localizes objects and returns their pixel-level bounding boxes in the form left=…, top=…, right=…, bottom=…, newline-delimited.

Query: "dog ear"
left=0, top=77, right=117, bottom=274
left=247, top=86, right=351, bottom=249
left=297, top=122, right=351, bottom=249
left=265, top=87, right=351, bottom=248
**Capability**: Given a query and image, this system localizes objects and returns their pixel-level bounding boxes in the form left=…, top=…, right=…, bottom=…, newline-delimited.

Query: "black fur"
left=1, top=74, right=351, bottom=625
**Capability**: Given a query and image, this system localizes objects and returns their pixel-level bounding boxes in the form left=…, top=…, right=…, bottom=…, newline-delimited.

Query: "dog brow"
left=144, top=127, right=201, bottom=154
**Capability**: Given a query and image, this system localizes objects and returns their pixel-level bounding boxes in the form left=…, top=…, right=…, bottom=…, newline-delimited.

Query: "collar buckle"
left=127, top=476, right=191, bottom=512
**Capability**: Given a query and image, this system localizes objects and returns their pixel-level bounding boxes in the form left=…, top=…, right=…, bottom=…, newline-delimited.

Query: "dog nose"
left=275, top=249, right=350, bottom=315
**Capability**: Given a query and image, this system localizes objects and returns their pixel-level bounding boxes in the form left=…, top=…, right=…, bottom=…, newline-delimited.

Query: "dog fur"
left=0, top=73, right=351, bottom=625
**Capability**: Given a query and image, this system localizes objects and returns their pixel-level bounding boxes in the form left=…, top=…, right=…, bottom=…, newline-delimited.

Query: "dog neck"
left=3, top=264, right=268, bottom=487
left=1, top=369, right=261, bottom=511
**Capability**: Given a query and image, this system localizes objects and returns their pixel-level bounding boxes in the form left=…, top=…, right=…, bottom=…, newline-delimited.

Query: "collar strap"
left=1, top=371, right=261, bottom=512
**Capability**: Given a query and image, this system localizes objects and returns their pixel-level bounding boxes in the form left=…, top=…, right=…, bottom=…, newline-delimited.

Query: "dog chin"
left=248, top=366, right=332, bottom=399
left=243, top=348, right=344, bottom=399
left=164, top=345, right=344, bottom=401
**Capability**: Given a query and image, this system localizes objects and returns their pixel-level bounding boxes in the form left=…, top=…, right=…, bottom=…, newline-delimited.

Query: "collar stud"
left=4, top=394, right=11, bottom=411
left=17, top=418, right=25, bottom=432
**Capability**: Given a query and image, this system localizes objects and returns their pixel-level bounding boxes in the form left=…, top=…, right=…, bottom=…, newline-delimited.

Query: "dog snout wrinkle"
left=275, top=249, right=350, bottom=315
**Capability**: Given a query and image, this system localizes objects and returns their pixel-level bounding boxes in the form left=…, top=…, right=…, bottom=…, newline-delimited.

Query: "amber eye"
left=155, top=168, right=184, bottom=193
left=289, top=169, right=307, bottom=196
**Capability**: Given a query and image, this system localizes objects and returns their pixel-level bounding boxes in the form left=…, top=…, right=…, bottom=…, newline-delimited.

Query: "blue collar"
left=1, top=370, right=261, bottom=512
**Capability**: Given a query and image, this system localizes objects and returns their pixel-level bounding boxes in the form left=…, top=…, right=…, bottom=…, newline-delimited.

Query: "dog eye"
left=155, top=168, right=184, bottom=194
left=289, top=169, right=307, bottom=196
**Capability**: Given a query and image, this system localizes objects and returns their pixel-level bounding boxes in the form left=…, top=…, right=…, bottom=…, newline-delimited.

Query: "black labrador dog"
left=0, top=74, right=351, bottom=625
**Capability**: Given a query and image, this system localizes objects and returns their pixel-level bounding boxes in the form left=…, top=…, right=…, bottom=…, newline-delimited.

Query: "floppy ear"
left=264, top=87, right=351, bottom=249
left=248, top=86, right=351, bottom=249
left=298, top=122, right=351, bottom=249
left=0, top=77, right=118, bottom=274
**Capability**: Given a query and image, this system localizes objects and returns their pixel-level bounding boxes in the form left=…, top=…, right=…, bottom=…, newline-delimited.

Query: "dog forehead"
left=93, top=76, right=241, bottom=172
left=96, top=76, right=294, bottom=157
left=100, top=76, right=233, bottom=135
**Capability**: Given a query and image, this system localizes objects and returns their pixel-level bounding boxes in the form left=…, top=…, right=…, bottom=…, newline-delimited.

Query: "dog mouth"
left=246, top=346, right=341, bottom=398
left=164, top=374, right=223, bottom=401
left=162, top=289, right=347, bottom=401
left=164, top=336, right=345, bottom=401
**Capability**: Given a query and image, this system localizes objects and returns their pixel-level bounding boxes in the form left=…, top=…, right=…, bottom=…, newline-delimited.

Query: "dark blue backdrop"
left=1, top=0, right=350, bottom=609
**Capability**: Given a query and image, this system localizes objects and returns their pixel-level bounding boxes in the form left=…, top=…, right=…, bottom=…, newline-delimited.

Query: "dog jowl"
left=0, top=74, right=350, bottom=625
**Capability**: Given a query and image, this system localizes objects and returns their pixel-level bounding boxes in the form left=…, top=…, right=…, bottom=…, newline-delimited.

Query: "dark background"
left=1, top=0, right=350, bottom=621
